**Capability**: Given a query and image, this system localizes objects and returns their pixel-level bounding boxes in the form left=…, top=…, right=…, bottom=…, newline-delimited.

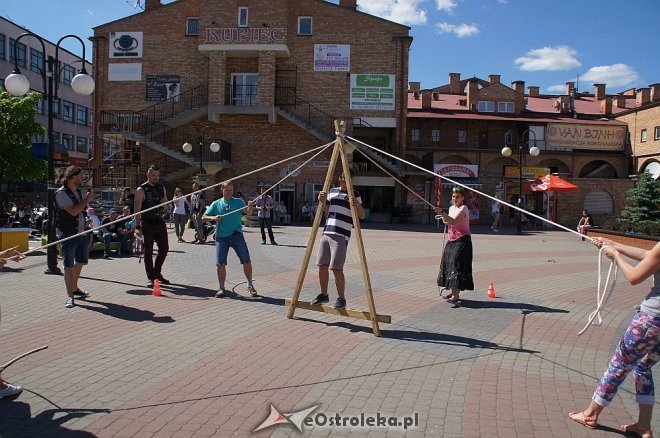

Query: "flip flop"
left=621, top=423, right=653, bottom=438
left=568, top=411, right=597, bottom=430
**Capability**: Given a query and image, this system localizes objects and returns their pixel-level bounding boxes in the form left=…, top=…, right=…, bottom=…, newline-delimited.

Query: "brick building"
left=91, top=0, right=411, bottom=218
left=404, top=74, right=659, bottom=227
left=0, top=16, right=93, bottom=201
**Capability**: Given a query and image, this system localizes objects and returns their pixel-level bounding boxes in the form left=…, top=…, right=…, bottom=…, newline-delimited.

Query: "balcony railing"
left=274, top=88, right=335, bottom=138
left=138, top=84, right=208, bottom=124
left=224, top=84, right=259, bottom=106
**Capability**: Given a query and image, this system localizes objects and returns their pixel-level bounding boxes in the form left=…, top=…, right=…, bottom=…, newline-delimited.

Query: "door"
left=231, top=73, right=259, bottom=106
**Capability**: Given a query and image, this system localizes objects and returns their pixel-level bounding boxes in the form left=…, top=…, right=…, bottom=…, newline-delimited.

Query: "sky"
left=2, top=0, right=658, bottom=94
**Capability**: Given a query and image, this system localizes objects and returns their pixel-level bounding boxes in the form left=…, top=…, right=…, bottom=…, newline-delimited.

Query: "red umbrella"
left=530, top=174, right=578, bottom=192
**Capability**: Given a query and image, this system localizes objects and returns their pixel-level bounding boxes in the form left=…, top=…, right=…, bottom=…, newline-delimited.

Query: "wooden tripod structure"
left=286, top=120, right=390, bottom=336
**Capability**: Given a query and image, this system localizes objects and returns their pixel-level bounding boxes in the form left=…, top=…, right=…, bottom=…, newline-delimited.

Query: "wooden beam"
left=285, top=299, right=391, bottom=324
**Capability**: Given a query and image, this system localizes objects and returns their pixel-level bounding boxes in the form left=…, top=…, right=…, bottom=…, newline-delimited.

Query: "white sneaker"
left=491, top=226, right=499, bottom=232
left=0, top=383, right=22, bottom=398
left=65, top=297, right=75, bottom=308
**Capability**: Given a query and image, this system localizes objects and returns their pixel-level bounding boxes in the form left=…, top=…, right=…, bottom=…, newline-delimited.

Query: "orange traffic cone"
left=152, top=279, right=162, bottom=297
left=487, top=281, right=496, bottom=299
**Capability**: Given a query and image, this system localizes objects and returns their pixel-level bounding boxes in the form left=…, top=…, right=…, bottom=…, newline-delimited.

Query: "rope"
left=0, top=345, right=48, bottom=371
left=345, top=135, right=592, bottom=241
left=20, top=141, right=336, bottom=256
left=577, top=247, right=618, bottom=335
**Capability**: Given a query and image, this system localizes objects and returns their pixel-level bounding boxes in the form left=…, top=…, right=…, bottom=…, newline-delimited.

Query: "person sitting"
left=86, top=207, right=102, bottom=250
left=301, top=201, right=314, bottom=224
left=100, top=210, right=129, bottom=258
left=577, top=210, right=594, bottom=241
left=275, top=201, right=290, bottom=224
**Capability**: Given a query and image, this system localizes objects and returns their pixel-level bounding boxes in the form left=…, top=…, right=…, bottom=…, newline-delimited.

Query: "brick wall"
left=615, top=104, right=660, bottom=173
left=586, top=229, right=658, bottom=250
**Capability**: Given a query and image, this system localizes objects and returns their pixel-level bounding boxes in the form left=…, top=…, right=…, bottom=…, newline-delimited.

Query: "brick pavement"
left=0, top=224, right=657, bottom=437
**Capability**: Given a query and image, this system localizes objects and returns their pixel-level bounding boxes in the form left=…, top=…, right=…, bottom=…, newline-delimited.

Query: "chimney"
left=636, top=88, right=651, bottom=106
left=511, top=80, right=525, bottom=93
left=145, top=0, right=161, bottom=10
left=650, top=83, right=660, bottom=102
left=422, top=91, right=432, bottom=109
left=449, top=72, right=461, bottom=94
left=467, top=78, right=479, bottom=109
left=565, top=82, right=575, bottom=95
left=339, top=0, right=357, bottom=9
left=409, top=82, right=420, bottom=94
left=527, top=86, right=539, bottom=97
left=600, top=97, right=612, bottom=115
left=594, top=83, right=606, bottom=100
left=488, top=74, right=501, bottom=85
left=432, top=91, right=440, bottom=101
left=615, top=95, right=626, bottom=108
left=558, top=95, right=571, bottom=114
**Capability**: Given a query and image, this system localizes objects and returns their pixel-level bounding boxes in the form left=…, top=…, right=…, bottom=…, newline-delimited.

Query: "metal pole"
left=517, top=136, right=523, bottom=235
left=45, top=56, right=61, bottom=274
left=199, top=136, right=203, bottom=175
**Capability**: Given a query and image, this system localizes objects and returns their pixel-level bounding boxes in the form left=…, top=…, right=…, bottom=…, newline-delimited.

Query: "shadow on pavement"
left=126, top=284, right=213, bottom=299
left=455, top=299, right=569, bottom=314
left=0, top=400, right=105, bottom=437
left=220, top=290, right=286, bottom=306
left=75, top=299, right=175, bottom=323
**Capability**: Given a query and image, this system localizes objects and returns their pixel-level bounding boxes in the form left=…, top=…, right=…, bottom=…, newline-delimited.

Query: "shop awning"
left=440, top=177, right=483, bottom=188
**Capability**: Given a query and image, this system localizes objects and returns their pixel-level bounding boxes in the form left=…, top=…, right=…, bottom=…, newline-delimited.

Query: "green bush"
left=602, top=219, right=660, bottom=238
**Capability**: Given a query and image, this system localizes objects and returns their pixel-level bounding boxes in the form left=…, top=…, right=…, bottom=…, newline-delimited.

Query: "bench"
left=0, top=228, right=31, bottom=252
left=41, top=236, right=122, bottom=253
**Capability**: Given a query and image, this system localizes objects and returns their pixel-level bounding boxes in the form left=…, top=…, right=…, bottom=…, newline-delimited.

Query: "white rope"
left=577, top=247, right=618, bottom=335
left=346, top=135, right=592, bottom=241
left=21, top=141, right=336, bottom=256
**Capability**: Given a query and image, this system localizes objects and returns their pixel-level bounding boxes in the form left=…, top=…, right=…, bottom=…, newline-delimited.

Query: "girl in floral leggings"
left=569, top=239, right=660, bottom=438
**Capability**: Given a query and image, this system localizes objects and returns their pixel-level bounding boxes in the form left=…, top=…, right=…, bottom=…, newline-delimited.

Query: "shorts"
left=192, top=213, right=203, bottom=229
left=316, top=234, right=348, bottom=271
left=61, top=234, right=90, bottom=269
left=215, top=233, right=251, bottom=265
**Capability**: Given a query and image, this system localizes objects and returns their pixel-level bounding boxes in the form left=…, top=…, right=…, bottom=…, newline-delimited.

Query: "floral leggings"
left=593, top=311, right=660, bottom=406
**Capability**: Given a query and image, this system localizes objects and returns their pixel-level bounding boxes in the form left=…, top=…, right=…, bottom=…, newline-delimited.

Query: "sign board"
left=433, top=164, right=479, bottom=177
left=504, top=166, right=547, bottom=179
left=350, top=74, right=395, bottom=110
left=314, top=44, right=350, bottom=72
left=109, top=32, right=143, bottom=58
left=108, top=63, right=142, bottom=81
left=205, top=28, right=286, bottom=43
left=546, top=123, right=626, bottom=150
left=145, top=75, right=181, bottom=101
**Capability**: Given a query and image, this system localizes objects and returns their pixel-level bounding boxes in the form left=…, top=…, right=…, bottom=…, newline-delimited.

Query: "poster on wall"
left=108, top=63, right=142, bottom=81
left=109, top=32, right=143, bottom=58
left=314, top=44, right=350, bottom=71
left=406, top=184, right=426, bottom=205
left=546, top=123, right=626, bottom=150
left=350, top=74, right=395, bottom=110
left=146, top=75, right=181, bottom=101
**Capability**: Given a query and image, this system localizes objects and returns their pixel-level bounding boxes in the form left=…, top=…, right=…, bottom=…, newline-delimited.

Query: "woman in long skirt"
left=434, top=187, right=474, bottom=303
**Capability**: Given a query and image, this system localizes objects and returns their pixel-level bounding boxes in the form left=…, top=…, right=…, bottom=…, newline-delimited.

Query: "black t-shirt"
left=101, top=216, right=122, bottom=234
left=140, top=182, right=166, bottom=224
left=124, top=194, right=135, bottom=214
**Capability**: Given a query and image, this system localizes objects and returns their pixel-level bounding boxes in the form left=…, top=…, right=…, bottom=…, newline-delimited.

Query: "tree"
left=0, top=90, right=47, bottom=184
left=619, top=171, right=659, bottom=224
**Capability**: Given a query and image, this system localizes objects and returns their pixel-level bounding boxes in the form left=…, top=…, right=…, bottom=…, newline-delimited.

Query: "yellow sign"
left=504, top=166, right=547, bottom=178
left=546, top=123, right=625, bottom=150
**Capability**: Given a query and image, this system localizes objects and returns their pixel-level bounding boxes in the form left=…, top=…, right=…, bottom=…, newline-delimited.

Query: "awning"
left=440, top=177, right=483, bottom=188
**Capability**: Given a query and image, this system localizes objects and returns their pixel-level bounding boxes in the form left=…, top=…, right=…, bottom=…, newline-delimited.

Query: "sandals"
left=621, top=423, right=653, bottom=438
left=568, top=411, right=598, bottom=429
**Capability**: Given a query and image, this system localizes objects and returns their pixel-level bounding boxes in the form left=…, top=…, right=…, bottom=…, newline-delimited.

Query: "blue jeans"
left=103, top=233, right=128, bottom=255
left=215, top=233, right=251, bottom=265
left=61, top=234, right=89, bottom=269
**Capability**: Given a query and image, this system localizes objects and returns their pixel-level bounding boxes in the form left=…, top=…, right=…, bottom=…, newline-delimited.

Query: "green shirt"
left=205, top=197, right=246, bottom=238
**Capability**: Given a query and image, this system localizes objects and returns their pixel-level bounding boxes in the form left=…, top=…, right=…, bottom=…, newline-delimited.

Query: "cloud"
left=435, top=22, right=480, bottom=37
left=497, top=0, right=508, bottom=4
left=581, top=64, right=639, bottom=87
left=514, top=46, right=581, bottom=71
left=546, top=85, right=565, bottom=93
left=358, top=0, right=428, bottom=25
left=86, top=10, right=94, bottom=15
left=436, top=0, right=458, bottom=13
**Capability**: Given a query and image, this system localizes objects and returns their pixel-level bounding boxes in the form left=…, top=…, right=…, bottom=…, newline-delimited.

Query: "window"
left=641, top=129, right=647, bottom=142
left=498, top=102, right=515, bottom=113
left=654, top=126, right=660, bottom=140
left=30, top=48, right=43, bottom=73
left=0, top=33, right=5, bottom=60
left=62, top=64, right=75, bottom=85
left=35, top=97, right=44, bottom=115
left=62, top=134, right=74, bottom=151
left=230, top=73, right=259, bottom=105
left=9, top=38, right=27, bottom=67
left=51, top=98, right=61, bottom=118
left=431, top=129, right=440, bottom=143
left=51, top=131, right=60, bottom=144
left=62, top=100, right=75, bottom=122
left=411, top=129, right=420, bottom=142
left=238, top=7, right=248, bottom=27
left=298, top=17, right=313, bottom=35
left=477, top=101, right=495, bottom=112
left=584, top=190, right=614, bottom=215
left=76, top=136, right=88, bottom=153
left=458, top=131, right=467, bottom=143
left=77, top=105, right=89, bottom=126
left=186, top=17, right=199, bottom=35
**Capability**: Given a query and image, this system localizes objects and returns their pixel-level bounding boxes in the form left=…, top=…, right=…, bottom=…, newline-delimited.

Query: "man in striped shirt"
left=311, top=174, right=365, bottom=309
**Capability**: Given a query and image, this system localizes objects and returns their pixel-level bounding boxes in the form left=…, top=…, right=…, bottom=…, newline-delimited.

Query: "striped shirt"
left=323, top=187, right=362, bottom=240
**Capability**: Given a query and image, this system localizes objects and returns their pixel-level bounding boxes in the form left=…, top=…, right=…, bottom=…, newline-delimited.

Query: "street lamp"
left=182, top=126, right=220, bottom=183
left=501, top=129, right=540, bottom=235
left=5, top=33, right=94, bottom=275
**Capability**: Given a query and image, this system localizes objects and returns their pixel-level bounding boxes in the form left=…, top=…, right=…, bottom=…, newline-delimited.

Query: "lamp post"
left=5, top=33, right=95, bottom=275
left=501, top=129, right=540, bottom=235
left=182, top=126, right=220, bottom=184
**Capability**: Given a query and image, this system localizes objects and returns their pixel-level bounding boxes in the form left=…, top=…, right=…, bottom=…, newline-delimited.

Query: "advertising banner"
left=314, top=44, right=350, bottom=72
left=406, top=184, right=427, bottom=205
left=109, top=32, right=143, bottom=58
left=546, top=123, right=625, bottom=150
left=108, top=63, right=142, bottom=81
left=350, top=74, right=395, bottom=110
left=504, top=166, right=547, bottom=179
left=146, top=75, right=181, bottom=101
